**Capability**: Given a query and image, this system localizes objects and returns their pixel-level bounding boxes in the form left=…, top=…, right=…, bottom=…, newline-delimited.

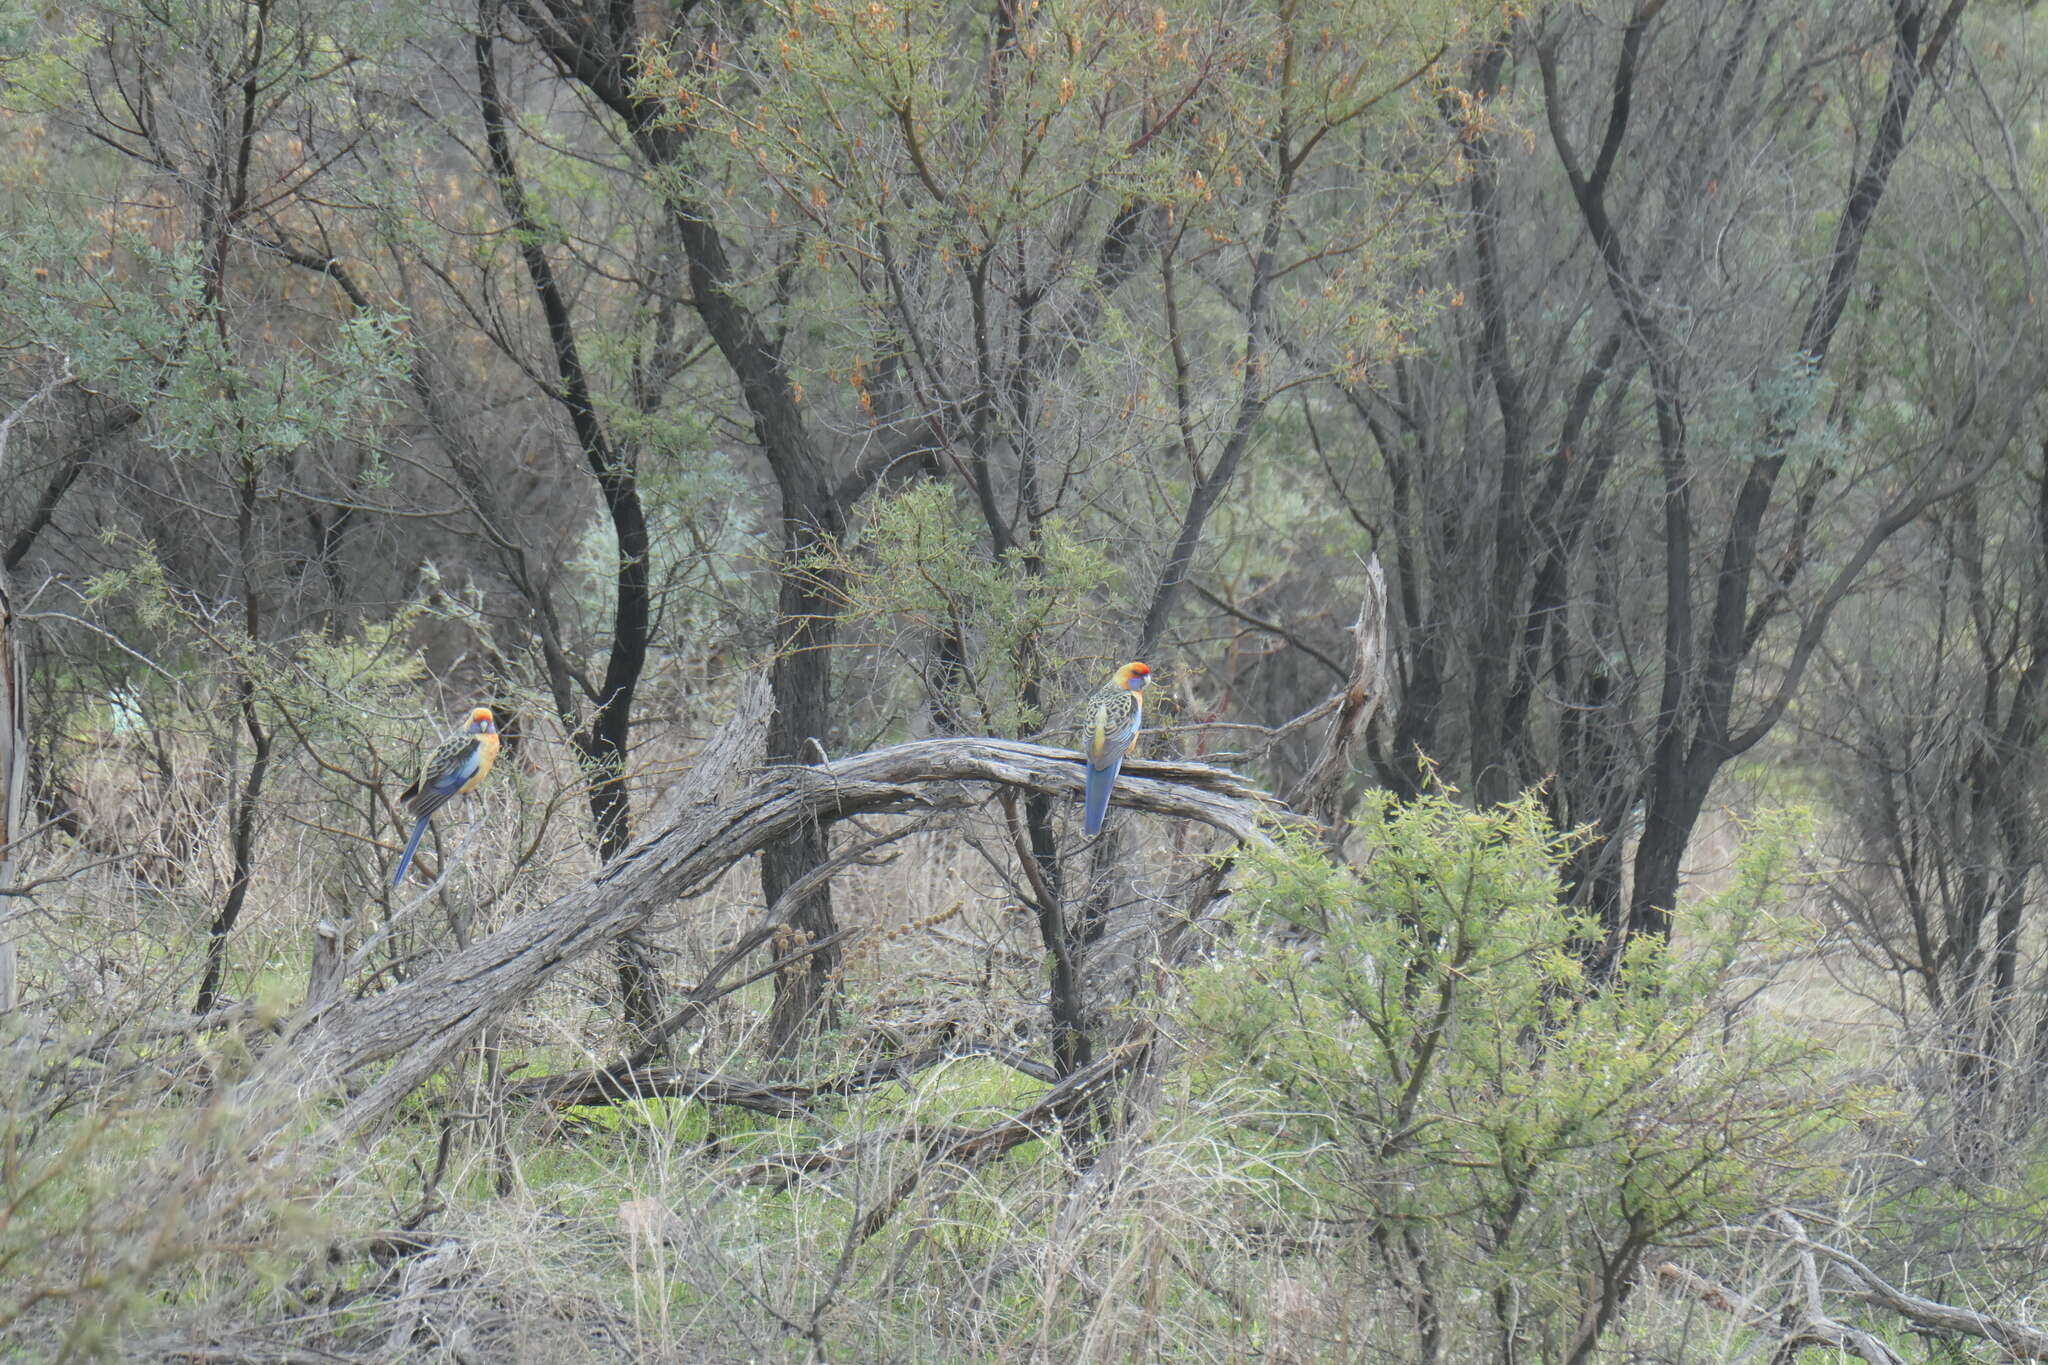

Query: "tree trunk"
left=761, top=534, right=846, bottom=1050
left=475, top=18, right=663, bottom=1039
left=484, top=0, right=851, bottom=1048
left=0, top=570, right=24, bottom=1013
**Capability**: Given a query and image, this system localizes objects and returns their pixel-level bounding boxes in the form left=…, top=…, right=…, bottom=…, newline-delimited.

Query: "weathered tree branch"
left=1294, top=553, right=1391, bottom=838
left=263, top=713, right=1279, bottom=1139
left=1658, top=1210, right=2048, bottom=1364
left=1773, top=1211, right=2048, bottom=1360
left=1652, top=1260, right=1907, bottom=1365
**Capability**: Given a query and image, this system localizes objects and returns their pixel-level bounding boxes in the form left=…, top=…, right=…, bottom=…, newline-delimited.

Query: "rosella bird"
left=1080, top=662, right=1151, bottom=835
left=390, top=706, right=500, bottom=886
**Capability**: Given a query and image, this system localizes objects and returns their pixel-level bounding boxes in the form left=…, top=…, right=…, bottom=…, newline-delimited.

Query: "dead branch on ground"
left=1652, top=1259, right=1907, bottom=1365
left=1773, top=1210, right=2048, bottom=1359
left=1656, top=1209, right=2048, bottom=1364
left=510, top=1041, right=1060, bottom=1117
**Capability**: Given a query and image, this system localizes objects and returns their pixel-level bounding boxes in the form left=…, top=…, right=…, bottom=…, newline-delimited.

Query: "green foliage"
left=831, top=482, right=1122, bottom=734
left=567, top=433, right=755, bottom=652
left=628, top=0, right=1488, bottom=634
left=1183, top=794, right=1867, bottom=1357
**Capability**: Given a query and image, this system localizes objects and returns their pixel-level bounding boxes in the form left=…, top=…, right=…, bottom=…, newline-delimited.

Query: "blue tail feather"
left=392, top=814, right=431, bottom=887
left=1082, top=756, right=1122, bottom=835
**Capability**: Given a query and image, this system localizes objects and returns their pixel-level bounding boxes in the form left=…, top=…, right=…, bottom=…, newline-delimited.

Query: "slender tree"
left=1330, top=0, right=1991, bottom=971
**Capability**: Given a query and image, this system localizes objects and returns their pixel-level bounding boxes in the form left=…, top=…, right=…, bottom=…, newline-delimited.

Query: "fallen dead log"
left=839, top=1039, right=1150, bottom=1248
left=728, top=1043, right=1151, bottom=1212
left=509, top=1041, right=1060, bottom=1117
left=254, top=683, right=1283, bottom=1140
left=734, top=1121, right=984, bottom=1190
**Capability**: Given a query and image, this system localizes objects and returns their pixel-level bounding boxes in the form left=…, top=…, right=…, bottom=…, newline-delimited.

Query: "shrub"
left=1182, top=794, right=1863, bottom=1364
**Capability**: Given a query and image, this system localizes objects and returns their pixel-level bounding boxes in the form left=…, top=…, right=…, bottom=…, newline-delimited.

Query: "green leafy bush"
left=1183, top=794, right=1866, bottom=1362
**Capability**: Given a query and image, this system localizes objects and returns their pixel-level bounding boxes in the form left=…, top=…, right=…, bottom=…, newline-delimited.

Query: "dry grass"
left=6, top=715, right=2047, bottom=1364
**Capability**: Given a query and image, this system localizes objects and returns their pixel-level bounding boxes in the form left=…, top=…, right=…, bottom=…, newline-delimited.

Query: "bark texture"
left=268, top=713, right=1277, bottom=1139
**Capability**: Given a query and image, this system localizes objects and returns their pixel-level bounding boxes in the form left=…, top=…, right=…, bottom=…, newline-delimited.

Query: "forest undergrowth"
left=9, top=0, right=2048, bottom=1358
left=6, top=719, right=2045, bottom=1364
